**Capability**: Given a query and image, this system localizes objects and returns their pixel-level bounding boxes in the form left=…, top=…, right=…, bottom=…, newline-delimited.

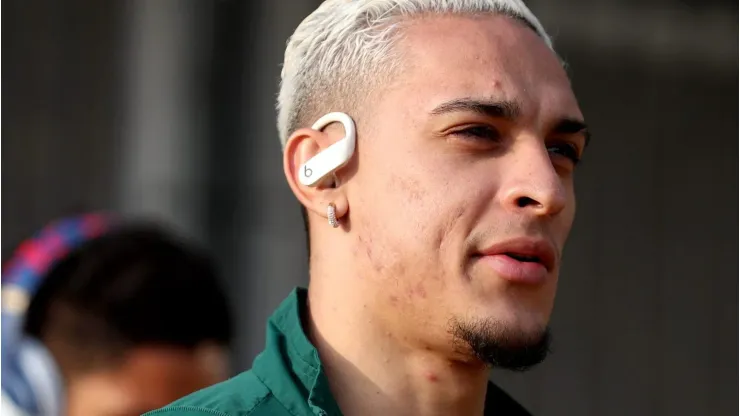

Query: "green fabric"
left=144, top=288, right=339, bottom=416
left=144, top=287, right=532, bottom=416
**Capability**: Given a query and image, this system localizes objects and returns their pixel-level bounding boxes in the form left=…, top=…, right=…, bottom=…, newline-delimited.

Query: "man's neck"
left=306, top=280, right=490, bottom=416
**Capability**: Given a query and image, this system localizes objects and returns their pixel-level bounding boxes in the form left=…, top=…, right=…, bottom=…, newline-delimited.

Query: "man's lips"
left=474, top=237, right=557, bottom=284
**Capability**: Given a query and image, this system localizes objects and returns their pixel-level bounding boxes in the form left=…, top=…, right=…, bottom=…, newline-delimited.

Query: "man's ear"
left=283, top=125, right=349, bottom=222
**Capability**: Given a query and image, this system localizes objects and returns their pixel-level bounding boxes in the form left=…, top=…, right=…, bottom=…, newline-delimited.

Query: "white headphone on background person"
left=298, top=112, right=356, bottom=187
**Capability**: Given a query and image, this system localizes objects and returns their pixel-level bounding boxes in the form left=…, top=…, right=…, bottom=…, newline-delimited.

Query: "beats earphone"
left=298, top=112, right=356, bottom=187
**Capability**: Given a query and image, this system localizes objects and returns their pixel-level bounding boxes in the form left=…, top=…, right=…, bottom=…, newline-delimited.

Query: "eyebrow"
left=430, top=97, right=591, bottom=146
left=430, top=98, right=521, bottom=120
left=553, top=118, right=591, bottom=146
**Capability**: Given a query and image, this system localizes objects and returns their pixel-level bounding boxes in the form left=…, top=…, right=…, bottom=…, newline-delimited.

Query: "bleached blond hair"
left=276, top=0, right=553, bottom=147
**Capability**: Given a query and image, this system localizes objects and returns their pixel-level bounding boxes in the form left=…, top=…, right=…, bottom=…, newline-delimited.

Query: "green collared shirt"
left=145, top=288, right=532, bottom=416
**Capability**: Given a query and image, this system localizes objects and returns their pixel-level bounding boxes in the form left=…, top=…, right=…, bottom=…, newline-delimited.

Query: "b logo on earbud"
left=298, top=112, right=356, bottom=187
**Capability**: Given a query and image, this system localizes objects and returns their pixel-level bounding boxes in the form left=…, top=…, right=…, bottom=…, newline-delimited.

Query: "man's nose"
left=497, top=143, right=567, bottom=217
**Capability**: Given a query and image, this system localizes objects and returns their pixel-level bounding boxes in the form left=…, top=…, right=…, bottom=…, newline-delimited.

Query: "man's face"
left=66, top=345, right=228, bottom=416
left=348, top=15, right=586, bottom=368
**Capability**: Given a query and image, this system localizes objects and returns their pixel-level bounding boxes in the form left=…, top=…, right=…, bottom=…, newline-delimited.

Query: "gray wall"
left=2, top=1, right=737, bottom=415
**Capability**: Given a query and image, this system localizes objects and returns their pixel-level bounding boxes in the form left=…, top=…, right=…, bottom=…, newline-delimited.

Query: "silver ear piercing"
left=327, top=203, right=339, bottom=228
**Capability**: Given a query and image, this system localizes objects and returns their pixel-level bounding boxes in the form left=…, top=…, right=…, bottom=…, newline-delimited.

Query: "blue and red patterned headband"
left=2, top=213, right=115, bottom=311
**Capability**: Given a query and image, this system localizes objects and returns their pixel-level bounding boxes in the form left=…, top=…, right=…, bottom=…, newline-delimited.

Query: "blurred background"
left=2, top=1, right=737, bottom=415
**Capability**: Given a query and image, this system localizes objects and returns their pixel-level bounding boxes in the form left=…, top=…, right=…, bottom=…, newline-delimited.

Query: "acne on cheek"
left=385, top=171, right=432, bottom=237
left=391, top=171, right=424, bottom=204
left=408, top=281, right=427, bottom=299
left=356, top=232, right=385, bottom=274
left=424, top=372, right=439, bottom=383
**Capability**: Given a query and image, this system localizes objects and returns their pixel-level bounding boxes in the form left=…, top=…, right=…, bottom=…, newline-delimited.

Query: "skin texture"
left=284, top=14, right=587, bottom=416
left=65, top=345, right=228, bottom=416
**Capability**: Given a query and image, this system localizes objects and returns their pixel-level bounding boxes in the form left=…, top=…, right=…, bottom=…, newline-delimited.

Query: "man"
left=152, top=0, right=589, bottom=414
left=2, top=215, right=233, bottom=416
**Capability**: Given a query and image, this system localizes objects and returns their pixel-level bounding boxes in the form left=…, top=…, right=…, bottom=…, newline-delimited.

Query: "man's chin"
left=450, top=318, right=551, bottom=372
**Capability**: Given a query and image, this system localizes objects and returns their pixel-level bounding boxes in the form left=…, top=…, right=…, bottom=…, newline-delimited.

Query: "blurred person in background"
left=153, top=0, right=588, bottom=415
left=1, top=214, right=233, bottom=416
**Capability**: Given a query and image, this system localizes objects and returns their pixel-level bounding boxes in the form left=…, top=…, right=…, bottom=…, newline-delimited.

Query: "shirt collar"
left=252, top=287, right=343, bottom=416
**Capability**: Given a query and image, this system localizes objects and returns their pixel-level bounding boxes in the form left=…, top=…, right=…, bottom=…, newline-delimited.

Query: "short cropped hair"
left=276, top=0, right=552, bottom=146
left=23, top=223, right=233, bottom=375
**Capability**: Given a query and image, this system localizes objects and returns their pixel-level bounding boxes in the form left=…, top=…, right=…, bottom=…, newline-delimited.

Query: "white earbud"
left=298, top=112, right=356, bottom=187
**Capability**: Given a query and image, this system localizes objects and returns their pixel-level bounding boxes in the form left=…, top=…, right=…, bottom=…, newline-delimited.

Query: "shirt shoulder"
left=484, top=381, right=533, bottom=416
left=143, top=371, right=291, bottom=416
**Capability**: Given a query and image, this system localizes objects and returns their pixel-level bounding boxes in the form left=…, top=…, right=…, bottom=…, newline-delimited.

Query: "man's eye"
left=547, top=143, right=581, bottom=165
left=452, top=126, right=501, bottom=142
